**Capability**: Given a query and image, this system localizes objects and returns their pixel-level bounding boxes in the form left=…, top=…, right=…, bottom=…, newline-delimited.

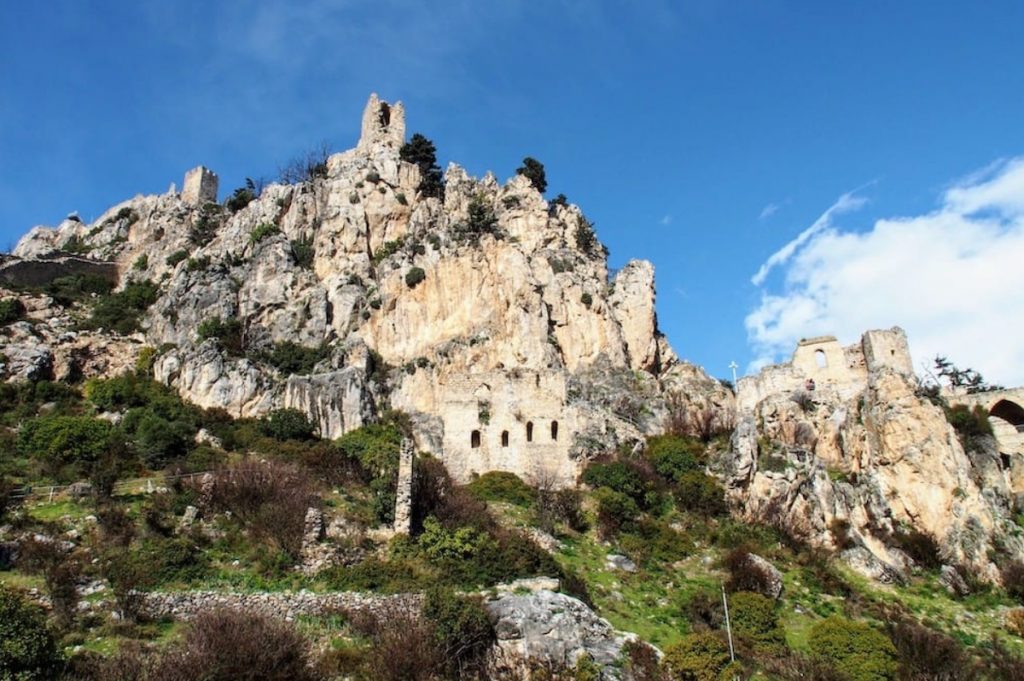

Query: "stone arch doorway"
left=990, top=400, right=1024, bottom=431
left=987, top=399, right=1024, bottom=478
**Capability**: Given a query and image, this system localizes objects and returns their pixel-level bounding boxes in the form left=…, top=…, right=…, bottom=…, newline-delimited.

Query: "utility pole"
left=722, top=585, right=735, bottom=663
left=728, top=361, right=739, bottom=386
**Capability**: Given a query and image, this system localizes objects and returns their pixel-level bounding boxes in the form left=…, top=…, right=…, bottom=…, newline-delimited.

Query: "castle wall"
left=182, top=166, right=219, bottom=205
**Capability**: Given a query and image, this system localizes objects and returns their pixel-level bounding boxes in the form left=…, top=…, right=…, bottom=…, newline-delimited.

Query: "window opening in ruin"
left=378, top=102, right=391, bottom=127
left=815, top=349, right=827, bottom=368
left=526, top=421, right=534, bottom=442
left=551, top=420, right=559, bottom=441
left=501, top=431, right=509, bottom=447
left=471, top=430, right=481, bottom=448
left=1001, top=453, right=1012, bottom=471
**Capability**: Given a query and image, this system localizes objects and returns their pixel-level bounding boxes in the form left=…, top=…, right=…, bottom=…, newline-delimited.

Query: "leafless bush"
left=96, top=504, right=136, bottom=548
left=665, top=392, right=691, bottom=437
left=16, top=536, right=80, bottom=628
left=987, top=636, right=1024, bottom=681
left=278, top=142, right=331, bottom=185
left=533, top=470, right=586, bottom=534
left=793, top=421, right=818, bottom=449
left=761, top=654, right=844, bottom=681
left=196, top=459, right=315, bottom=556
left=347, top=604, right=443, bottom=681
left=144, top=608, right=321, bottom=681
left=684, top=589, right=725, bottom=632
left=622, top=639, right=665, bottom=681
left=889, top=619, right=976, bottom=681
left=723, top=546, right=775, bottom=596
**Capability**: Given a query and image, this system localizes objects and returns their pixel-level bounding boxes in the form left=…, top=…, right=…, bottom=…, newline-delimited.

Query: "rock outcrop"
left=5, top=93, right=727, bottom=487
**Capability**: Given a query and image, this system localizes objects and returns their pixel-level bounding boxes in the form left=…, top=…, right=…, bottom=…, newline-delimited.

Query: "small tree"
left=278, top=142, right=330, bottom=184
left=0, top=585, right=63, bottom=679
left=400, top=133, right=444, bottom=199
left=516, top=157, right=547, bottom=193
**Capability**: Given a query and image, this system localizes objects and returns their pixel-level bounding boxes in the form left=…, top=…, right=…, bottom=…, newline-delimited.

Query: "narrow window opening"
left=1001, top=453, right=1012, bottom=471
left=378, top=102, right=391, bottom=127
left=526, top=421, right=534, bottom=442
left=471, top=430, right=481, bottom=448
left=814, top=349, right=827, bottom=368
left=501, top=431, right=509, bottom=447
left=551, top=420, right=559, bottom=441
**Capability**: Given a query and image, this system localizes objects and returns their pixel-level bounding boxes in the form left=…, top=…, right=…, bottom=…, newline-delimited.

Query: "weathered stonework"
left=181, top=165, right=218, bottom=205
left=393, top=437, right=415, bottom=534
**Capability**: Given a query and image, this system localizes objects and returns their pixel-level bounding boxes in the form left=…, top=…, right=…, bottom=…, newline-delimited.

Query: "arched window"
left=501, top=431, right=509, bottom=447
left=471, top=430, right=481, bottom=448
left=815, top=349, right=827, bottom=368
left=551, top=420, right=559, bottom=441
left=526, top=421, right=534, bottom=442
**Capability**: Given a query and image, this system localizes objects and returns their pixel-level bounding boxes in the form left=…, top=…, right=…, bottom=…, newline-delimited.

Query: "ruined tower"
left=181, top=166, right=219, bottom=205
left=357, top=93, right=406, bottom=151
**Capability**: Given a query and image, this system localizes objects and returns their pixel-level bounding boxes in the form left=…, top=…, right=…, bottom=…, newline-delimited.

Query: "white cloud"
left=660, top=214, right=672, bottom=225
left=759, top=202, right=779, bottom=220
left=746, top=158, right=1024, bottom=386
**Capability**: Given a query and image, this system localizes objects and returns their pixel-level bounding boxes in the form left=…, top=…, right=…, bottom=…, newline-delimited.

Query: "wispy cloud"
left=660, top=214, right=673, bottom=225
left=750, top=191, right=867, bottom=286
left=759, top=202, right=780, bottom=220
left=745, top=158, right=1024, bottom=385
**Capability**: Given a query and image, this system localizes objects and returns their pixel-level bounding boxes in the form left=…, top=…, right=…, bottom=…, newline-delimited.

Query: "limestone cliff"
left=4, top=93, right=727, bottom=486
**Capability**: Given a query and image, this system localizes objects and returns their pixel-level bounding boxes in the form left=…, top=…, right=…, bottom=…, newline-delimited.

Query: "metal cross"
left=728, top=361, right=739, bottom=385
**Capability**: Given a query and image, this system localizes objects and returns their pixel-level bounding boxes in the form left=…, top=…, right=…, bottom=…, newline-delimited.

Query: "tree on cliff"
left=400, top=133, right=444, bottom=200
left=516, top=156, right=547, bottom=194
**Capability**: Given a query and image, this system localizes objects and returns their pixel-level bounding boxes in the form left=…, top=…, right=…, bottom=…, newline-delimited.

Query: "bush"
left=675, top=471, right=728, bottom=517
left=225, top=180, right=258, bottom=213
left=581, top=459, right=656, bottom=509
left=0, top=585, right=63, bottom=680
left=166, top=250, right=188, bottom=267
left=662, top=631, right=731, bottom=681
left=197, top=316, right=244, bottom=356
left=890, top=529, right=942, bottom=570
left=889, top=619, right=975, bottom=681
left=723, top=547, right=776, bottom=596
left=516, top=157, right=547, bottom=193
left=290, top=238, right=315, bottom=268
left=536, top=485, right=586, bottom=534
left=199, top=460, right=314, bottom=555
left=278, top=143, right=330, bottom=185
left=729, top=591, right=785, bottom=654
left=257, top=341, right=329, bottom=375
left=261, top=408, right=315, bottom=441
left=17, top=415, right=117, bottom=477
left=0, top=298, right=26, bottom=325
left=808, top=616, right=898, bottom=681
left=592, top=487, right=639, bottom=538
left=575, top=216, right=599, bottom=255
left=129, top=409, right=193, bottom=468
left=405, top=266, right=426, bottom=288
left=1003, top=560, right=1024, bottom=604
left=249, top=222, right=280, bottom=243
left=154, top=608, right=320, bottom=681
left=944, top=404, right=993, bottom=450
left=454, top=194, right=499, bottom=244
left=347, top=600, right=443, bottom=681
left=618, top=517, right=690, bottom=566
left=647, top=434, right=704, bottom=483
left=84, top=280, right=160, bottom=334
left=337, top=421, right=404, bottom=522
left=422, top=587, right=495, bottom=678
left=466, top=471, right=537, bottom=507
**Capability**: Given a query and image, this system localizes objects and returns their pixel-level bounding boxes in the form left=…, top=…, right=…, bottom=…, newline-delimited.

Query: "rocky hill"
left=6, top=93, right=727, bottom=488
left=3, top=93, right=1024, bottom=680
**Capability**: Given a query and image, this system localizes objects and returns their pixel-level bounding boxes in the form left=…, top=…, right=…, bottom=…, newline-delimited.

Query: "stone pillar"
left=358, top=93, right=406, bottom=151
left=181, top=166, right=219, bottom=205
left=393, top=437, right=415, bottom=535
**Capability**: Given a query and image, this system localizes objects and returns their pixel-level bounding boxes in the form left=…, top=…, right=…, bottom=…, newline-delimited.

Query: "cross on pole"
left=728, top=361, right=738, bottom=385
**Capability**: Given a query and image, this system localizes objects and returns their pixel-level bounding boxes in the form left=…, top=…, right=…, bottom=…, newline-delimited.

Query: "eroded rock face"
left=721, top=327, right=1024, bottom=582
left=7, top=93, right=726, bottom=487
left=486, top=589, right=635, bottom=680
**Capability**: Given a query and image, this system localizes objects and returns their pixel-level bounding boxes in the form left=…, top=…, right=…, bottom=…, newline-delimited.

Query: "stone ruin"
left=181, top=165, right=219, bottom=205
left=357, top=92, right=406, bottom=150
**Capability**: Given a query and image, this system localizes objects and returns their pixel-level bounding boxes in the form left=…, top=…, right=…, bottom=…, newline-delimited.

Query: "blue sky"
left=3, top=1, right=1023, bottom=384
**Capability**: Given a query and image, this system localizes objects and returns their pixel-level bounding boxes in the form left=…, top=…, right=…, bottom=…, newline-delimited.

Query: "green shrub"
left=42, top=273, right=114, bottom=306
left=453, top=194, right=499, bottom=244
left=336, top=420, right=403, bottom=523
left=405, top=266, right=426, bottom=288
left=197, top=316, right=244, bottom=355
left=84, top=280, right=160, bottom=334
left=257, top=341, right=329, bottom=375
left=729, top=591, right=786, bottom=654
left=261, top=408, right=315, bottom=441
left=675, top=471, right=728, bottom=517
left=944, top=404, right=993, bottom=450
left=126, top=409, right=193, bottom=468
left=185, top=256, right=210, bottom=272
left=647, top=434, right=704, bottom=483
left=319, top=555, right=432, bottom=593
left=890, top=529, right=942, bottom=570
left=582, top=460, right=649, bottom=506
left=580, top=292, right=593, bottom=307
left=290, top=238, right=315, bottom=268
left=17, top=415, right=116, bottom=475
left=61, top=234, right=91, bottom=254
left=808, top=616, right=898, bottom=681
left=575, top=216, right=599, bottom=254
left=0, top=585, right=63, bottom=680
left=0, top=298, right=25, bottom=326
left=249, top=222, right=280, bottom=244
left=166, top=250, right=189, bottom=267
left=592, top=487, right=640, bottom=538
left=422, top=587, right=495, bottom=676
left=618, top=517, right=690, bottom=565
left=225, top=184, right=257, bottom=213
left=662, top=631, right=731, bottom=681
left=132, top=254, right=149, bottom=271
left=466, top=471, right=536, bottom=507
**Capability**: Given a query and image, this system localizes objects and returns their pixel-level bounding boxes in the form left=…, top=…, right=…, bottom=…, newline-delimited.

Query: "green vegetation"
left=256, top=341, right=329, bottom=375
left=405, top=266, right=426, bottom=288
left=516, top=156, right=547, bottom=193
left=290, top=237, right=315, bottom=268
left=453, top=194, right=499, bottom=245
left=466, top=471, right=537, bottom=507
left=249, top=222, right=280, bottom=244
left=81, top=280, right=160, bottom=334
left=575, top=215, right=599, bottom=254
left=400, top=132, right=444, bottom=199
left=225, top=178, right=258, bottom=213
left=197, top=316, right=244, bottom=356
left=0, top=585, right=63, bottom=680
left=165, top=250, right=188, bottom=267
left=261, top=408, right=315, bottom=441
left=808, top=616, right=898, bottom=681
left=0, top=298, right=26, bottom=325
